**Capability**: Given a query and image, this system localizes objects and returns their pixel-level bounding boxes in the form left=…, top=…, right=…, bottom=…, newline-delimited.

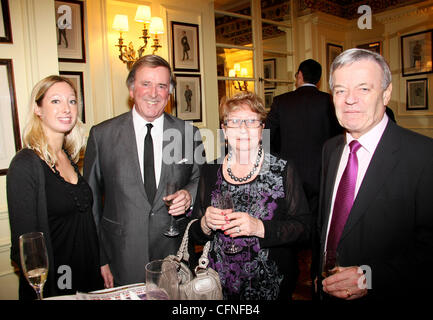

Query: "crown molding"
left=301, top=11, right=351, bottom=31
left=375, top=1, right=433, bottom=24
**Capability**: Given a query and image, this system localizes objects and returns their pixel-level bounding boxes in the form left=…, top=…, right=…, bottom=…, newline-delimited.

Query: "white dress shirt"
left=132, top=107, right=164, bottom=188
left=324, top=114, right=389, bottom=248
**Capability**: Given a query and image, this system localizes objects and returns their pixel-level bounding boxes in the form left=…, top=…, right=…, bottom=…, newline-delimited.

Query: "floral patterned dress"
left=190, top=153, right=311, bottom=300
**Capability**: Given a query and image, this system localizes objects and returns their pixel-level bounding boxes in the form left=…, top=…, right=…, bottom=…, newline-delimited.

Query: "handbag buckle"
left=196, top=256, right=209, bottom=270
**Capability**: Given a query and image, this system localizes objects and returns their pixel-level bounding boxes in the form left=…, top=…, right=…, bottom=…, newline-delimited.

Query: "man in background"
left=266, top=59, right=341, bottom=220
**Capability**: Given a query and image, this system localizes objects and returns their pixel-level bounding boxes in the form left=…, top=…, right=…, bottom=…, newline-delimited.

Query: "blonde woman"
left=7, top=75, right=103, bottom=300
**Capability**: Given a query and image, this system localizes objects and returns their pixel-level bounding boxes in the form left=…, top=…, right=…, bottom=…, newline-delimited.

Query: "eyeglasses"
left=224, top=119, right=262, bottom=128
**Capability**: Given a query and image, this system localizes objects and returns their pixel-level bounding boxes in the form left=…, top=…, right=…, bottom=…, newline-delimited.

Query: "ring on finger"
left=236, top=226, right=241, bottom=233
left=345, top=289, right=352, bottom=298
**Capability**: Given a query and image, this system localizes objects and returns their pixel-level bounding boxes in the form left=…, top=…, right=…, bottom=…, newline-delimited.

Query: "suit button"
left=150, top=212, right=154, bottom=216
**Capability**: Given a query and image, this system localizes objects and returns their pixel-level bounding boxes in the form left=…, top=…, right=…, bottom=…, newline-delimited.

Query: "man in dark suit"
left=266, top=59, right=341, bottom=220
left=317, top=48, right=433, bottom=301
left=84, top=55, right=204, bottom=288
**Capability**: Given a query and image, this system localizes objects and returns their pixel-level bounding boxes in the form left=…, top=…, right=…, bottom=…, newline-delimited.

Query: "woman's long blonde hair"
left=22, top=75, right=85, bottom=166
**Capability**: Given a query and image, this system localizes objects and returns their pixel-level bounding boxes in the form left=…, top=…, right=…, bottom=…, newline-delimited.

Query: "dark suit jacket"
left=266, top=86, right=341, bottom=217
left=316, top=120, right=433, bottom=300
left=83, top=111, right=203, bottom=285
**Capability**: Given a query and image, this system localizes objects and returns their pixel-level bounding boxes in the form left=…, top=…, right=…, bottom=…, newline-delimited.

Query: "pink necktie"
left=326, top=140, right=362, bottom=254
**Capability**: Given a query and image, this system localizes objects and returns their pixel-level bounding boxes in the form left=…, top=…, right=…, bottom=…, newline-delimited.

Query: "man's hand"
left=163, top=189, right=191, bottom=216
left=322, top=266, right=368, bottom=300
left=101, top=264, right=114, bottom=289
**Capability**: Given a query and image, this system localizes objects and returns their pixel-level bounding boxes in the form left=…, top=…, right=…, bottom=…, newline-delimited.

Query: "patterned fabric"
left=208, top=154, right=286, bottom=300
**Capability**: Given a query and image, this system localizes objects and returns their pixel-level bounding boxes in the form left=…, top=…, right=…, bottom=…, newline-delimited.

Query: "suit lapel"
left=122, top=111, right=148, bottom=201
left=339, top=121, right=401, bottom=243
left=154, top=113, right=180, bottom=204
left=320, top=137, right=345, bottom=248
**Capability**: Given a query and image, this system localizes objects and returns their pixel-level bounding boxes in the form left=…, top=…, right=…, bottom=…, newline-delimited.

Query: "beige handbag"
left=164, top=219, right=223, bottom=300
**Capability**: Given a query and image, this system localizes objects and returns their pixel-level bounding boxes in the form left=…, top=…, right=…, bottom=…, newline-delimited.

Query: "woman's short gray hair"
left=329, top=48, right=392, bottom=91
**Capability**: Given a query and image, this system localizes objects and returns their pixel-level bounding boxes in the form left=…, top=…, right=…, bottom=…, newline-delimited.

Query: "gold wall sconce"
left=112, top=5, right=164, bottom=69
left=229, top=63, right=249, bottom=91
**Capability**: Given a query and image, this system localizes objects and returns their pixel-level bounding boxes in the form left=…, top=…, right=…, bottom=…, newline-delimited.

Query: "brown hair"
left=219, top=91, right=267, bottom=124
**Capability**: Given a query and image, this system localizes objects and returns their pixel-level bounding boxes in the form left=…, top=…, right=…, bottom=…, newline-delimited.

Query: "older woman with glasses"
left=189, top=91, right=311, bottom=300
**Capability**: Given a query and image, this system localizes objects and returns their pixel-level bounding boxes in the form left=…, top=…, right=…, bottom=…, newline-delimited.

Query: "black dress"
left=42, top=157, right=103, bottom=295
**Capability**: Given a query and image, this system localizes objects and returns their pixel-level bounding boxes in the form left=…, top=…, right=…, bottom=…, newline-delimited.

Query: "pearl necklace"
left=226, top=145, right=263, bottom=182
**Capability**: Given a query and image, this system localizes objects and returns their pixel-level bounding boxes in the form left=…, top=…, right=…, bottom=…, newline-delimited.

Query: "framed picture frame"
left=264, top=91, right=274, bottom=111
left=401, top=29, right=433, bottom=77
left=174, top=74, right=202, bottom=122
left=0, top=0, right=12, bottom=43
left=356, top=41, right=381, bottom=54
left=55, top=0, right=86, bottom=63
left=326, top=43, right=343, bottom=76
left=406, top=78, right=428, bottom=111
left=59, top=71, right=86, bottom=123
left=171, top=21, right=200, bottom=72
left=264, top=58, right=276, bottom=90
left=0, top=59, right=21, bottom=175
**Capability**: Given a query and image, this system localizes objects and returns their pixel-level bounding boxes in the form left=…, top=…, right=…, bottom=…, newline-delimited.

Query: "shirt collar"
left=299, top=83, right=316, bottom=88
left=132, top=106, right=164, bottom=130
left=346, top=113, right=389, bottom=154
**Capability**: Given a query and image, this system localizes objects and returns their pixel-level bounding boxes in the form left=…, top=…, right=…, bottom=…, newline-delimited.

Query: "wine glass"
left=145, top=259, right=179, bottom=300
left=19, top=232, right=49, bottom=300
left=215, top=192, right=242, bottom=255
left=322, top=250, right=339, bottom=279
left=163, top=181, right=180, bottom=237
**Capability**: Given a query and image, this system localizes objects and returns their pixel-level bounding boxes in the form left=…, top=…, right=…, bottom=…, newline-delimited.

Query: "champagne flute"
left=19, top=232, right=49, bottom=300
left=216, top=192, right=242, bottom=255
left=322, top=250, right=339, bottom=279
left=164, top=181, right=180, bottom=237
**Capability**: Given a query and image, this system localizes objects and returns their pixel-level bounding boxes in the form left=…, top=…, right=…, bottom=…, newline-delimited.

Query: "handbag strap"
left=196, top=241, right=211, bottom=270
left=176, top=218, right=212, bottom=270
left=175, top=218, right=198, bottom=262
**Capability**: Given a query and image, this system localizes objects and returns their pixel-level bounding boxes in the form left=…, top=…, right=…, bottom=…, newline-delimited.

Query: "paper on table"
left=75, top=283, right=147, bottom=300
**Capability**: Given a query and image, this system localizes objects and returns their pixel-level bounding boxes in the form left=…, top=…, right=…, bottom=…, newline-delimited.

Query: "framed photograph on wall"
left=406, top=78, right=428, bottom=111
left=174, top=74, right=202, bottom=122
left=171, top=21, right=200, bottom=72
left=0, top=0, right=12, bottom=43
left=326, top=43, right=343, bottom=76
left=0, top=59, right=21, bottom=175
left=55, top=0, right=86, bottom=63
left=264, top=58, right=276, bottom=89
left=59, top=71, right=86, bottom=123
left=401, top=29, right=433, bottom=77
left=264, top=91, right=274, bottom=111
left=356, top=41, right=381, bottom=54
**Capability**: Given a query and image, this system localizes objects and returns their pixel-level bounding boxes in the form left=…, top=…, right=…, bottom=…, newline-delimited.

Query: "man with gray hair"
left=315, top=48, right=433, bottom=301
left=84, top=55, right=204, bottom=288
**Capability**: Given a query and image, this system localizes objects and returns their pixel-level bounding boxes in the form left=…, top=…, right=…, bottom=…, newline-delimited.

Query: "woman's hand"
left=201, top=206, right=232, bottom=235
left=222, top=211, right=265, bottom=238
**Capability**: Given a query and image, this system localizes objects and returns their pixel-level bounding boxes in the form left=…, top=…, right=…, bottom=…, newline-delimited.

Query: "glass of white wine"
left=19, top=232, right=49, bottom=300
left=322, top=250, right=339, bottom=279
